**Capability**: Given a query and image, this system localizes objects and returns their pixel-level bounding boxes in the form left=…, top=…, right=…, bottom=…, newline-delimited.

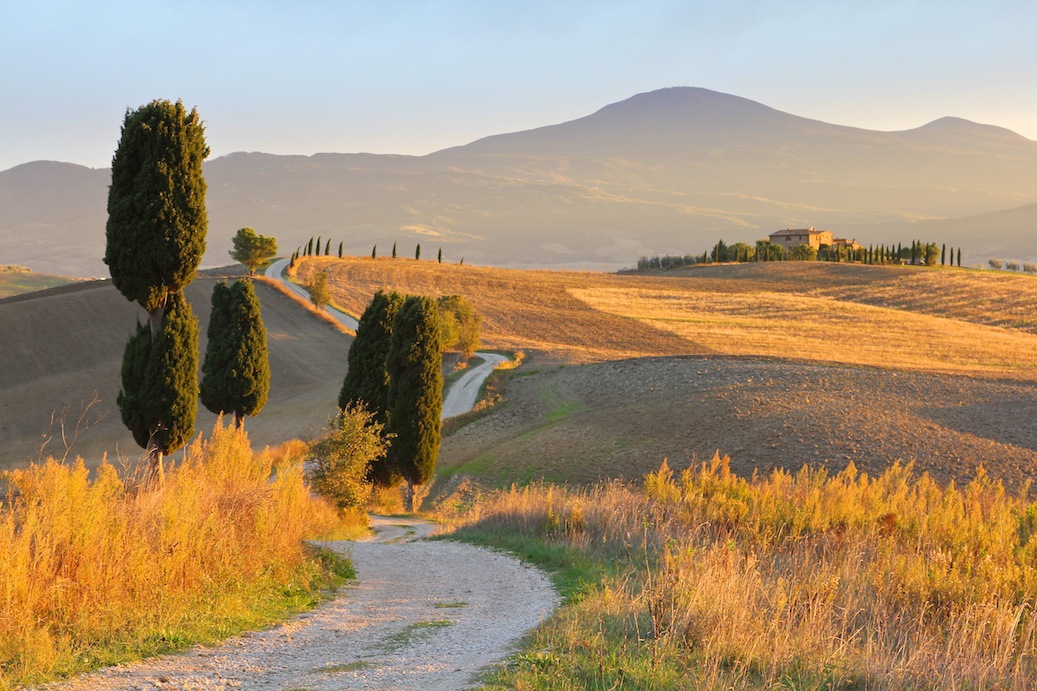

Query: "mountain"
left=4, top=87, right=1037, bottom=277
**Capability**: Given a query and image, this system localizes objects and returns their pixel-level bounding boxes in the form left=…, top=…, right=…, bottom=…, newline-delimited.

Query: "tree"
left=307, top=237, right=314, bottom=256
left=789, top=244, right=817, bottom=261
left=989, top=258, right=1003, bottom=270
left=325, top=238, right=331, bottom=256
left=941, top=244, right=946, bottom=266
left=386, top=295, right=443, bottom=510
left=437, top=294, right=482, bottom=359
left=105, top=99, right=208, bottom=337
left=338, top=241, right=343, bottom=258
left=308, top=406, right=389, bottom=513
left=316, top=236, right=322, bottom=256
left=957, top=248, right=962, bottom=267
left=229, top=227, right=277, bottom=275
left=415, top=243, right=421, bottom=260
left=340, top=290, right=406, bottom=485
left=372, top=245, right=377, bottom=258
left=308, top=270, right=330, bottom=308
left=711, top=239, right=728, bottom=263
left=340, top=290, right=405, bottom=423
left=200, top=280, right=270, bottom=429
left=392, top=242, right=397, bottom=259
left=925, top=243, right=939, bottom=266
left=117, top=291, right=198, bottom=480
left=437, top=247, right=442, bottom=263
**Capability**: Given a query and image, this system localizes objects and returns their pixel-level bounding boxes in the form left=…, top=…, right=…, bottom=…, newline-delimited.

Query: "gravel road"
left=44, top=516, right=559, bottom=691
left=441, top=354, right=509, bottom=419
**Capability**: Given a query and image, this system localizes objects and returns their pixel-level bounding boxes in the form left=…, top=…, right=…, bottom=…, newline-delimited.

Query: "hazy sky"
left=3, top=0, right=1035, bottom=172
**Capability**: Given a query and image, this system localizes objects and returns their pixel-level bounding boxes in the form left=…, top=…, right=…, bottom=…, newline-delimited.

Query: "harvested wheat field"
left=297, top=257, right=1037, bottom=379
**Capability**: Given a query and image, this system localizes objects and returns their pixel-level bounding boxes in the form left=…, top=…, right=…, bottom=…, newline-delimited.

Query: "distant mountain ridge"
left=4, top=87, right=1037, bottom=277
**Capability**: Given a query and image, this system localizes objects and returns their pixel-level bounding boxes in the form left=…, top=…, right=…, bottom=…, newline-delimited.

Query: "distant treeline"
left=290, top=238, right=457, bottom=266
left=638, top=239, right=965, bottom=270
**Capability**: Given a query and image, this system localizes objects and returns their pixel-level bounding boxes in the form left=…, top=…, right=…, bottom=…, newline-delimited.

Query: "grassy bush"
left=439, top=456, right=1037, bottom=688
left=0, top=421, right=341, bottom=688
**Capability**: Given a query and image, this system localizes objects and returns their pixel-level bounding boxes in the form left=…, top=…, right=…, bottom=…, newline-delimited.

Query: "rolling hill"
left=292, top=256, right=1037, bottom=490
left=0, top=274, right=351, bottom=473
left=4, top=88, right=1037, bottom=277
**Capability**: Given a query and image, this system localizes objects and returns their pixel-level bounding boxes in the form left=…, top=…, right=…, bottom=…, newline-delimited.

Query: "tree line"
left=638, top=239, right=964, bottom=269
left=288, top=237, right=459, bottom=268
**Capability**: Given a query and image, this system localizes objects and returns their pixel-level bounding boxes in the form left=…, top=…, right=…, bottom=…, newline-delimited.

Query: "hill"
left=296, top=256, right=1037, bottom=490
left=0, top=265, right=74, bottom=298
left=4, top=88, right=1037, bottom=277
left=0, top=275, right=351, bottom=473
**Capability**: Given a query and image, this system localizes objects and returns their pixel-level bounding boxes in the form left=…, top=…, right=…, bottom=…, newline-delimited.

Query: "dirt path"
left=441, top=353, right=508, bottom=419
left=266, top=258, right=360, bottom=330
left=45, top=516, right=559, bottom=690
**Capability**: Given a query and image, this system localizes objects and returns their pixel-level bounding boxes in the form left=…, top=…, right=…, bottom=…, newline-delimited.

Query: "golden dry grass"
left=439, top=457, right=1037, bottom=688
left=0, top=422, right=340, bottom=688
left=297, top=257, right=1037, bottom=380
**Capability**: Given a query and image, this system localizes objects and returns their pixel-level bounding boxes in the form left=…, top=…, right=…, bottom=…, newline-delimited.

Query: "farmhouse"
left=768, top=227, right=833, bottom=251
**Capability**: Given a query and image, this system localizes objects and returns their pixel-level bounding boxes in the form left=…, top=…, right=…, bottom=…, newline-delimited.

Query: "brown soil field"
left=0, top=274, right=351, bottom=473
left=439, top=356, right=1037, bottom=491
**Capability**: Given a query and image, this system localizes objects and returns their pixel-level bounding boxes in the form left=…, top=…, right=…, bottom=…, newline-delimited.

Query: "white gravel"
left=45, top=516, right=559, bottom=690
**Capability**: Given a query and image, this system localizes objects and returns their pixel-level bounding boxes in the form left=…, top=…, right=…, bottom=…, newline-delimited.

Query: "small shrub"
left=308, top=406, right=390, bottom=512
left=989, top=258, right=1004, bottom=270
left=1006, top=259, right=1020, bottom=271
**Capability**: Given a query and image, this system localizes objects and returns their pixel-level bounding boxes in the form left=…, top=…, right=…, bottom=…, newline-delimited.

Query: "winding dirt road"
left=47, top=517, right=558, bottom=690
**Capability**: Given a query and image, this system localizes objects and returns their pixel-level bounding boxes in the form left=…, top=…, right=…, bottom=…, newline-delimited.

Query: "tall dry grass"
left=441, top=457, right=1037, bottom=688
left=0, top=421, right=339, bottom=688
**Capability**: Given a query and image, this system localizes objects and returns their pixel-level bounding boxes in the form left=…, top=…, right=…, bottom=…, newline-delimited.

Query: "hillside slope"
left=295, top=257, right=1037, bottom=490
left=0, top=276, right=350, bottom=472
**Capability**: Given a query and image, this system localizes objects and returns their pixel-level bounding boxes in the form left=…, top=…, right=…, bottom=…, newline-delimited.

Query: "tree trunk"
left=234, top=410, right=245, bottom=430
left=146, top=437, right=165, bottom=485
left=147, top=300, right=167, bottom=339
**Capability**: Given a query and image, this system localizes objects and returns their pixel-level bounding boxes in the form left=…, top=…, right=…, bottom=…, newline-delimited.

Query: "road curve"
left=265, top=258, right=509, bottom=419
left=265, top=257, right=360, bottom=330
left=441, top=353, right=508, bottom=419
left=47, top=516, right=559, bottom=691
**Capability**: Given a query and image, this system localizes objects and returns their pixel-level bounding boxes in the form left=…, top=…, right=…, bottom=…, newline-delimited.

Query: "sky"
left=2, top=0, right=1036, bottom=172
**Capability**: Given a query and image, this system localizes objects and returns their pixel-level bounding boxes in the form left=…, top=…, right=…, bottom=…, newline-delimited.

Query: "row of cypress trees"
left=338, top=290, right=443, bottom=510
left=105, top=99, right=270, bottom=479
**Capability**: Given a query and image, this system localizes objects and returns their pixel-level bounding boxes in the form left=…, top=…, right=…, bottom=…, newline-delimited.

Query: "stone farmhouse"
left=768, top=227, right=863, bottom=252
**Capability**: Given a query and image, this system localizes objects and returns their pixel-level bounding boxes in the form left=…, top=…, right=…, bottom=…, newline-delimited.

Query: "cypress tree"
left=415, top=243, right=421, bottom=260
left=307, top=237, right=314, bottom=256
left=460, top=257, right=464, bottom=266
left=340, top=290, right=406, bottom=484
left=316, top=236, right=322, bottom=256
left=392, top=242, right=397, bottom=259
left=941, top=243, right=946, bottom=266
left=117, top=291, right=198, bottom=479
left=438, top=247, right=442, bottom=263
left=338, top=241, right=343, bottom=258
left=105, top=99, right=208, bottom=337
left=957, top=248, right=962, bottom=267
left=201, top=280, right=270, bottom=429
left=386, top=295, right=443, bottom=510
left=372, top=245, right=377, bottom=258
left=325, top=238, right=331, bottom=256
left=340, top=290, right=405, bottom=423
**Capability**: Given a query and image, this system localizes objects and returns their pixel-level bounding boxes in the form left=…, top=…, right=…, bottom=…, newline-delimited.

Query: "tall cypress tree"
left=415, top=243, right=421, bottom=260
left=105, top=100, right=207, bottom=476
left=386, top=295, right=443, bottom=510
left=340, top=290, right=404, bottom=418
left=117, top=291, right=198, bottom=479
left=201, top=280, right=270, bottom=429
left=316, top=236, right=322, bottom=256
left=105, top=99, right=208, bottom=337
left=392, top=242, right=397, bottom=259
left=338, top=241, right=343, bottom=258
left=372, top=245, right=377, bottom=258
left=325, top=238, right=331, bottom=256
left=437, top=247, right=442, bottom=263
left=340, top=290, right=406, bottom=484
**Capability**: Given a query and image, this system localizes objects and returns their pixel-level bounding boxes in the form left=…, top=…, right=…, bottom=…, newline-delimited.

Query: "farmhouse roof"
left=770, top=227, right=820, bottom=237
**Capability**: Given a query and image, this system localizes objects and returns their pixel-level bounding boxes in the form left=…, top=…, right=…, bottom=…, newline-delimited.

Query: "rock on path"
left=44, top=516, right=559, bottom=690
